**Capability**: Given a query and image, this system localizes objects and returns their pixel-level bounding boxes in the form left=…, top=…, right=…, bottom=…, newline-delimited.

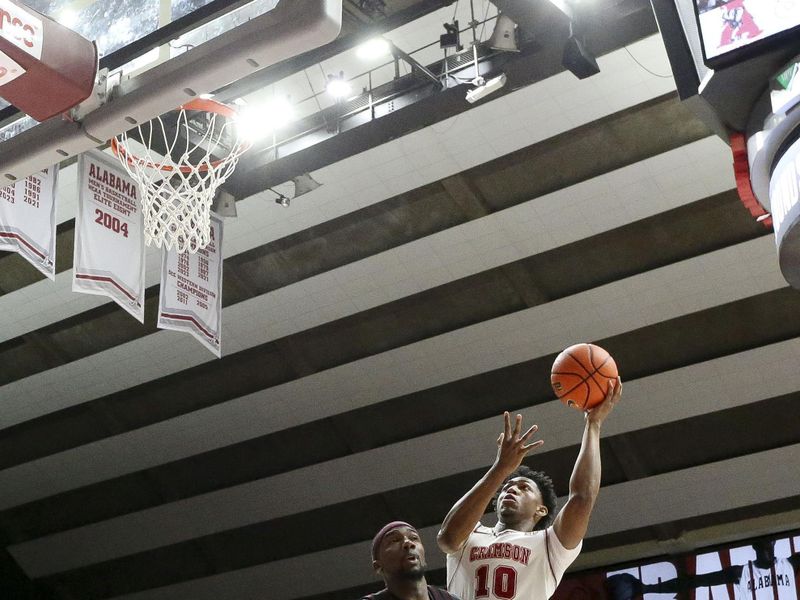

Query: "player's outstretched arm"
left=553, top=378, right=622, bottom=550
left=437, top=412, right=543, bottom=554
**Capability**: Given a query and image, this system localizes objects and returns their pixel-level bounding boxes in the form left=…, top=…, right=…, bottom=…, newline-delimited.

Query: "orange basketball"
left=551, top=343, right=618, bottom=411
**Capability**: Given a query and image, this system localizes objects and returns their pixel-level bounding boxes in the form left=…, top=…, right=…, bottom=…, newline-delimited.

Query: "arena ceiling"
left=0, top=0, right=799, bottom=598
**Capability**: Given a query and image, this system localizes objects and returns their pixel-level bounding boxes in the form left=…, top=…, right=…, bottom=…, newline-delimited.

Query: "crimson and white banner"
left=0, top=165, right=58, bottom=279
left=73, top=151, right=145, bottom=322
left=157, top=214, right=224, bottom=357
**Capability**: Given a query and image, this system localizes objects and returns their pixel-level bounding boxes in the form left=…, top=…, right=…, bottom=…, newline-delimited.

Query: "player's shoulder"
left=783, top=554, right=800, bottom=570
left=508, top=527, right=547, bottom=547
left=427, top=585, right=463, bottom=600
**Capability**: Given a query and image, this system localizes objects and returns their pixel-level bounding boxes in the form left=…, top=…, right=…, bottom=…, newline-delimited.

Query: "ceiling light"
left=57, top=9, right=78, bottom=28
left=235, top=97, right=295, bottom=142
left=356, top=38, right=392, bottom=60
left=268, top=187, right=292, bottom=207
left=465, top=73, right=507, bottom=103
left=326, top=72, right=351, bottom=99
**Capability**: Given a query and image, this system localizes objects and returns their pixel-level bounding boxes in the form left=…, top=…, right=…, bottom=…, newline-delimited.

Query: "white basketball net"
left=113, top=101, right=250, bottom=254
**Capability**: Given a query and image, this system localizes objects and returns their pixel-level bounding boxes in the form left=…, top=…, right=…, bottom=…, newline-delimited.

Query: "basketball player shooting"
left=437, top=377, right=622, bottom=600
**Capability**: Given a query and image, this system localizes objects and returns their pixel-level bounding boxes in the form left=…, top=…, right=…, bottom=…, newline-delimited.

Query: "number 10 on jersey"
left=476, top=565, right=518, bottom=599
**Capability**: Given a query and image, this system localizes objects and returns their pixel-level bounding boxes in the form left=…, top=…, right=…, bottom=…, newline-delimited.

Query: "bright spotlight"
left=326, top=72, right=352, bottom=99
left=356, top=38, right=392, bottom=60
left=235, top=98, right=295, bottom=142
left=57, top=9, right=79, bottom=28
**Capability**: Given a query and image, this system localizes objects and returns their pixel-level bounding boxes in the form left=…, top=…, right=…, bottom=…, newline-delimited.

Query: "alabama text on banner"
left=0, top=165, right=58, bottom=279
left=157, top=213, right=224, bottom=357
left=73, top=151, right=145, bottom=322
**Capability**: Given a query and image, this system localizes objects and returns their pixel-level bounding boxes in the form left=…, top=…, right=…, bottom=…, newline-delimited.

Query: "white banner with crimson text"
left=0, top=165, right=58, bottom=279
left=73, top=151, right=145, bottom=322
left=158, top=213, right=224, bottom=357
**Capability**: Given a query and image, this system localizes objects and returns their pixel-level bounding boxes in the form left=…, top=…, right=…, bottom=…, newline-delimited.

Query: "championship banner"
left=0, top=165, right=57, bottom=279
left=157, top=214, right=223, bottom=357
left=73, top=151, right=145, bottom=322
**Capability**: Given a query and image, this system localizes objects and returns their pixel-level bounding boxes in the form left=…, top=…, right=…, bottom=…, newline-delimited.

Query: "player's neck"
left=494, top=518, right=536, bottom=534
left=753, top=557, right=774, bottom=570
left=386, top=576, right=428, bottom=600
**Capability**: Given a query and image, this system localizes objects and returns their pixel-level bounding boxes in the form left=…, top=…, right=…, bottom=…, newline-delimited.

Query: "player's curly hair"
left=493, top=466, right=558, bottom=530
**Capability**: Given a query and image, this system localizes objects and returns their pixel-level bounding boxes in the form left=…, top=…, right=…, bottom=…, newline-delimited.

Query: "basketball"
left=551, top=343, right=618, bottom=411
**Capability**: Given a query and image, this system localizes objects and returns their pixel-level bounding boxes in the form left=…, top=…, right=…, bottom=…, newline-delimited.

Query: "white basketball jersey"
left=737, top=559, right=797, bottom=600
left=446, top=525, right=581, bottom=600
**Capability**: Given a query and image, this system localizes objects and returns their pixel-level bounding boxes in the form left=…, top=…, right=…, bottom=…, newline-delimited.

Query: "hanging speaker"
left=292, top=173, right=322, bottom=197
left=488, top=13, right=519, bottom=52
left=211, top=189, right=237, bottom=217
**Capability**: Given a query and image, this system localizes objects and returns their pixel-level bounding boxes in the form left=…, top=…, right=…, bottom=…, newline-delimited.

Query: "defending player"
left=364, top=521, right=462, bottom=600
left=437, top=378, right=622, bottom=600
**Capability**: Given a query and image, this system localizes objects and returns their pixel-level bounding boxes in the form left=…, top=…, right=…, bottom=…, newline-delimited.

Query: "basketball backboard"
left=0, top=0, right=279, bottom=114
left=0, top=0, right=98, bottom=121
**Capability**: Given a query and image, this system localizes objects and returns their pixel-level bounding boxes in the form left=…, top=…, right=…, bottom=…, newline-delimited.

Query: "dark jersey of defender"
left=361, top=585, right=461, bottom=600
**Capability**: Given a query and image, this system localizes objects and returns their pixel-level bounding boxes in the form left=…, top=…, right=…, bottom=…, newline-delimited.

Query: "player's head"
left=752, top=539, right=776, bottom=564
left=371, top=521, right=427, bottom=583
left=494, top=466, right=557, bottom=530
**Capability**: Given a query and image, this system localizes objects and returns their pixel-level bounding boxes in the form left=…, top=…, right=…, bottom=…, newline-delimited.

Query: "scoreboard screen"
left=693, top=0, right=800, bottom=67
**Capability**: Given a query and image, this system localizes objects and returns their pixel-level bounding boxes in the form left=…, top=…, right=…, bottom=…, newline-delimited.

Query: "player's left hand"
left=493, top=412, right=544, bottom=476
left=585, top=376, right=622, bottom=425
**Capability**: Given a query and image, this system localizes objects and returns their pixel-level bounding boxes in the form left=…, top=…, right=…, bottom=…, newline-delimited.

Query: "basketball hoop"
left=111, top=98, right=250, bottom=254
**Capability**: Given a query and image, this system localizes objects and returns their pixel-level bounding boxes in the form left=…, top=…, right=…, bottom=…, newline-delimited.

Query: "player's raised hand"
left=586, top=376, right=622, bottom=425
left=494, top=411, right=544, bottom=475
